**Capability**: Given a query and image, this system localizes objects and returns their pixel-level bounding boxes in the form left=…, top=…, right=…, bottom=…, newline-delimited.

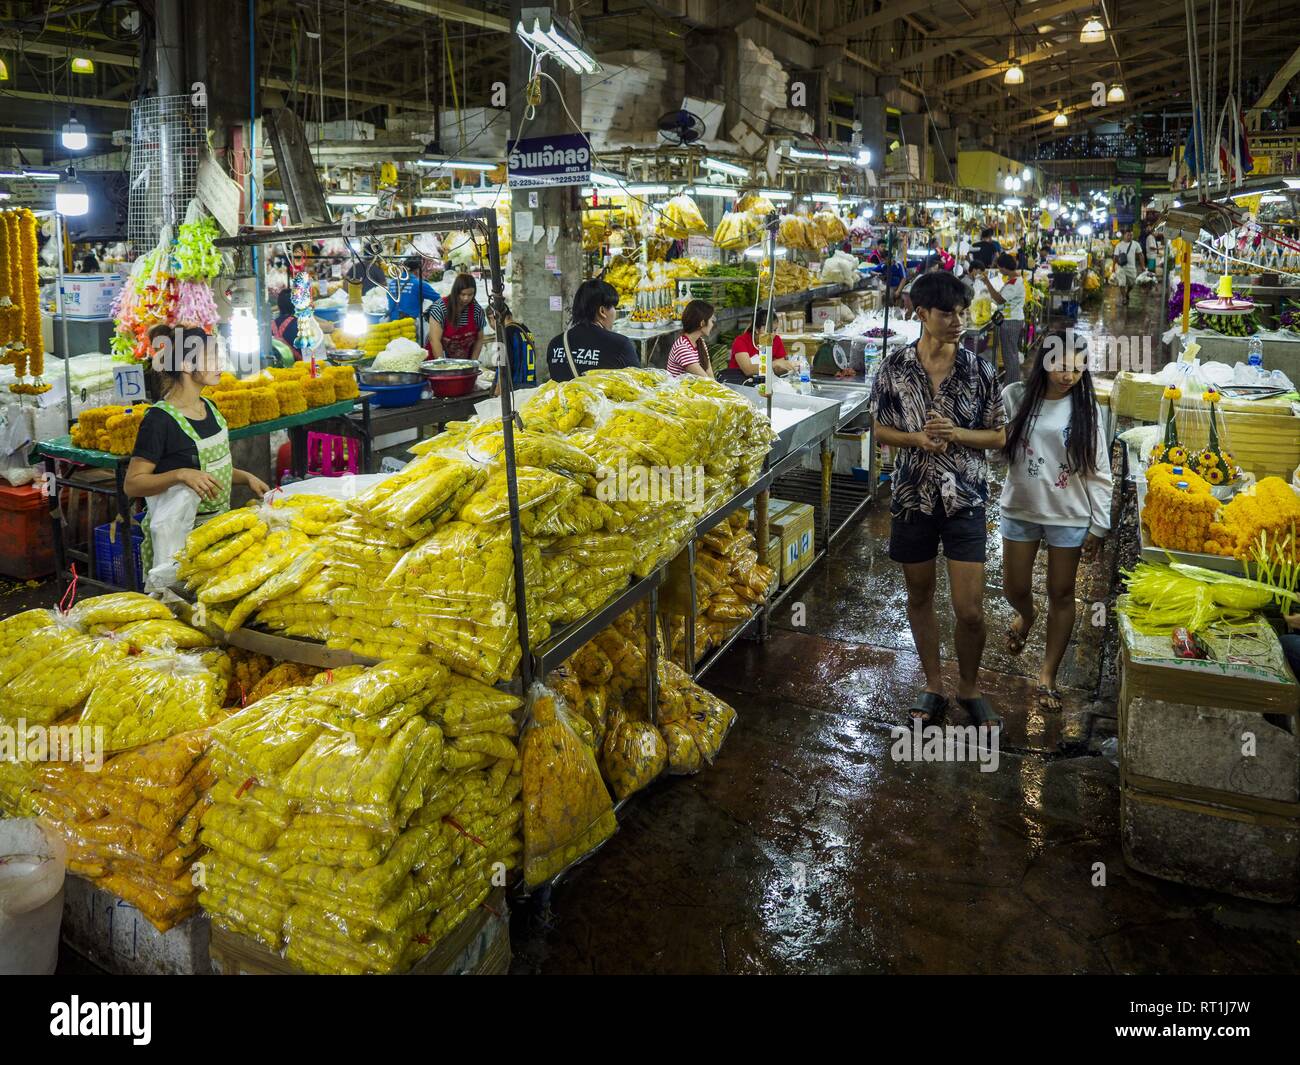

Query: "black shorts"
left=889, top=503, right=988, bottom=565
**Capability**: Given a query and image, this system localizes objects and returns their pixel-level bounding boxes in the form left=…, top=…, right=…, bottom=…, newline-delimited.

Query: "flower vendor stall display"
left=0, top=208, right=52, bottom=394
left=1168, top=281, right=1214, bottom=324
left=1192, top=275, right=1260, bottom=337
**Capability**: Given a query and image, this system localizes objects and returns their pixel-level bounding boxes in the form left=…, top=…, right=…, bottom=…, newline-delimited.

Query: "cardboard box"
left=769, top=499, right=815, bottom=583
left=58, top=274, right=124, bottom=320
left=810, top=299, right=844, bottom=327
left=764, top=533, right=782, bottom=584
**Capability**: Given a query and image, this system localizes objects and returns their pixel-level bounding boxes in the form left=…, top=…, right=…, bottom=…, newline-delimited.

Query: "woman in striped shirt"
left=666, top=299, right=717, bottom=378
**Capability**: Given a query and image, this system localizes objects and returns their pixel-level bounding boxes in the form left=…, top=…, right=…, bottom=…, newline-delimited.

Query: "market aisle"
left=510, top=283, right=1300, bottom=975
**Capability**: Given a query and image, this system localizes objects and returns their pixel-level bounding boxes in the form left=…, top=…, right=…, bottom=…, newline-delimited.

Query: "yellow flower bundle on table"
left=1142, top=463, right=1223, bottom=555
left=105, top=405, right=149, bottom=454
left=323, top=364, right=360, bottom=400
left=1210, top=476, right=1300, bottom=562
left=211, top=389, right=251, bottom=428
left=272, top=379, right=308, bottom=415
left=302, top=374, right=336, bottom=408
left=248, top=387, right=280, bottom=423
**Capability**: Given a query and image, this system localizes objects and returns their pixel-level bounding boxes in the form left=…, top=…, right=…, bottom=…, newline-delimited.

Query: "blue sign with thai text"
left=507, top=132, right=591, bottom=189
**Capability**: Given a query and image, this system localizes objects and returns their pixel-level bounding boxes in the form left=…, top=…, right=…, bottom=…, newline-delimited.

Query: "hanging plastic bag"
left=521, top=683, right=617, bottom=887
left=143, top=482, right=201, bottom=593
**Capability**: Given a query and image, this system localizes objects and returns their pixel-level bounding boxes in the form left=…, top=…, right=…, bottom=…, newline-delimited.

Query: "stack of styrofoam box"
left=304, top=119, right=375, bottom=141
left=738, top=39, right=788, bottom=130
left=582, top=50, right=669, bottom=148
left=436, top=107, right=511, bottom=158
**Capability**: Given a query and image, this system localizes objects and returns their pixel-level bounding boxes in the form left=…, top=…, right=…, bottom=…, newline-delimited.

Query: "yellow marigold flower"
left=1202, top=388, right=1222, bottom=404
left=1163, top=386, right=1182, bottom=401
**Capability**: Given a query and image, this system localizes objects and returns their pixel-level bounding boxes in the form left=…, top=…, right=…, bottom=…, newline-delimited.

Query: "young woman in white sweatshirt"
left=1001, top=332, right=1112, bottom=711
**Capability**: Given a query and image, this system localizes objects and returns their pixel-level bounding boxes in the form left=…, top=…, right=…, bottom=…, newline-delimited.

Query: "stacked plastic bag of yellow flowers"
left=199, top=659, right=522, bottom=974
left=655, top=193, right=708, bottom=239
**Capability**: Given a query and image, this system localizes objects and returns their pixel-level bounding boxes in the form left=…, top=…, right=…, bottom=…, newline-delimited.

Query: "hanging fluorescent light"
left=1080, top=16, right=1106, bottom=44
left=326, top=193, right=379, bottom=207
left=1258, top=194, right=1288, bottom=203
left=415, top=197, right=458, bottom=210
left=1053, top=110, right=1069, bottom=127
left=55, top=169, right=88, bottom=216
left=787, top=146, right=856, bottom=165
left=70, top=56, right=95, bottom=75
left=811, top=193, right=843, bottom=204
left=417, top=158, right=499, bottom=171
left=1004, top=61, right=1024, bottom=85
left=61, top=112, right=88, bottom=152
left=1107, top=83, right=1126, bottom=103
left=229, top=307, right=259, bottom=356
left=515, top=7, right=600, bottom=74
left=692, top=184, right=739, bottom=198
left=744, top=244, right=787, bottom=260
left=704, top=157, right=748, bottom=178
left=1002, top=197, right=1023, bottom=207
left=626, top=183, right=669, bottom=195
left=0, top=169, right=59, bottom=181
left=760, top=189, right=794, bottom=201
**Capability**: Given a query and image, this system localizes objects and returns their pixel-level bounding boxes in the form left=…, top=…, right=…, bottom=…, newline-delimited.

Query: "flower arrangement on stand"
left=1190, top=387, right=1239, bottom=486
left=0, top=208, right=52, bottom=394
left=1148, top=386, right=1188, bottom=466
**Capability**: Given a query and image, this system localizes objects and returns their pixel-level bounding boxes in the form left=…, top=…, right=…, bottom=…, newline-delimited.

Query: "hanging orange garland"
left=2, top=208, right=50, bottom=394
left=0, top=210, right=19, bottom=352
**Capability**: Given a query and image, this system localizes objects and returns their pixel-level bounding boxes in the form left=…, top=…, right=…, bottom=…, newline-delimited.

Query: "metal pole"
left=763, top=214, right=778, bottom=423
left=54, top=212, right=72, bottom=429
left=483, top=207, right=533, bottom=691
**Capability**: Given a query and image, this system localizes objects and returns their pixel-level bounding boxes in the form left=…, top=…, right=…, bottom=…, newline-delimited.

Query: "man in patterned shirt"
left=870, top=271, right=1007, bottom=729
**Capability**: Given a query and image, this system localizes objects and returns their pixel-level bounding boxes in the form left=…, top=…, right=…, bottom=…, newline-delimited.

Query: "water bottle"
left=798, top=355, right=811, bottom=393
left=1247, top=337, right=1263, bottom=369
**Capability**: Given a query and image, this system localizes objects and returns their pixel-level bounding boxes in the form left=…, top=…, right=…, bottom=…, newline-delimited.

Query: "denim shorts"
left=1000, top=515, right=1089, bottom=549
left=890, top=503, right=987, bottom=564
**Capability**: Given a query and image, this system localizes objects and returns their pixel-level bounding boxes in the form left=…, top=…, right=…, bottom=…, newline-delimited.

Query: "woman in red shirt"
left=729, top=309, right=791, bottom=378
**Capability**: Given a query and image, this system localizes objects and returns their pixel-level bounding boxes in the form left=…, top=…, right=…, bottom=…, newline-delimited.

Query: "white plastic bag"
left=144, top=482, right=200, bottom=592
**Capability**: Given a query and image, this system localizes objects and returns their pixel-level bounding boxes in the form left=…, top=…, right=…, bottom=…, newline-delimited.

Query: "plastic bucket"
left=0, top=819, right=67, bottom=975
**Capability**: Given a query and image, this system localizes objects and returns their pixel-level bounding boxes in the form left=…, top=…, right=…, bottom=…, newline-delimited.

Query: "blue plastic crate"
left=92, top=520, right=143, bottom=588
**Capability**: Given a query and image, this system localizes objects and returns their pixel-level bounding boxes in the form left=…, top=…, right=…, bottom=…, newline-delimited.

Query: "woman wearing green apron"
left=125, top=325, right=269, bottom=576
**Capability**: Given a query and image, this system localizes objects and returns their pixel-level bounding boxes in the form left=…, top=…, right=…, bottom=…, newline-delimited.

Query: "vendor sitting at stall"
left=428, top=272, right=486, bottom=362
left=545, top=279, right=640, bottom=380
left=125, top=325, right=269, bottom=574
left=666, top=299, right=718, bottom=379
left=387, top=255, right=442, bottom=327
left=725, top=309, right=791, bottom=381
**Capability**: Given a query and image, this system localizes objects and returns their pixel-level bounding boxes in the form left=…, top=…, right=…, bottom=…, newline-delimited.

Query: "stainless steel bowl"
left=422, top=358, right=481, bottom=376
left=358, top=370, right=426, bottom=387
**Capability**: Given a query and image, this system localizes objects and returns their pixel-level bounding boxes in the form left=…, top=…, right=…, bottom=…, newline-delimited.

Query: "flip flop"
left=908, top=691, right=947, bottom=724
left=1036, top=686, right=1063, bottom=712
left=957, top=695, right=1003, bottom=728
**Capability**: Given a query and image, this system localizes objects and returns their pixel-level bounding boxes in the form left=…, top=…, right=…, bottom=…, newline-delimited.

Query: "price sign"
left=113, top=364, right=147, bottom=405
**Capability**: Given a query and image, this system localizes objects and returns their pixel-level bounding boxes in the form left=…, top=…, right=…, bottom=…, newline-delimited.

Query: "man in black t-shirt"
left=969, top=227, right=1001, bottom=269
left=545, top=279, right=639, bottom=381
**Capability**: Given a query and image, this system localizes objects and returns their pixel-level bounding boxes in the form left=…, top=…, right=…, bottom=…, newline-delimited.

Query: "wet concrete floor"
left=510, top=284, right=1300, bottom=974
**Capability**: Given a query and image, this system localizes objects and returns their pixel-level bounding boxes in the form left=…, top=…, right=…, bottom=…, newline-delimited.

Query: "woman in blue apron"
left=125, top=325, right=269, bottom=574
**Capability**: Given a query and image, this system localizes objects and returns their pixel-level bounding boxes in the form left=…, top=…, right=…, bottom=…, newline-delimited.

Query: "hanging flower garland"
left=111, top=216, right=224, bottom=363
left=289, top=264, right=323, bottom=367
left=0, top=209, right=51, bottom=394
left=0, top=210, right=16, bottom=350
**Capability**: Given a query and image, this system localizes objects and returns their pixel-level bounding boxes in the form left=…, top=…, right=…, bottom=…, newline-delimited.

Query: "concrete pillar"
left=509, top=0, right=584, bottom=383
left=934, top=127, right=958, bottom=185
left=900, top=113, right=928, bottom=179
left=855, top=95, right=886, bottom=176
left=686, top=28, right=741, bottom=135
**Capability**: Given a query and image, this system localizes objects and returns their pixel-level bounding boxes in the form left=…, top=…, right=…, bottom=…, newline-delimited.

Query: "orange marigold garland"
left=1, top=209, right=52, bottom=394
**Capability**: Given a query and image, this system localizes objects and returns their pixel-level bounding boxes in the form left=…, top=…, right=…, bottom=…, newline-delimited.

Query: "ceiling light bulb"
left=71, top=56, right=94, bottom=75
left=1080, top=17, right=1106, bottom=44
left=1053, top=111, right=1069, bottom=127
left=61, top=113, right=88, bottom=152
left=1004, top=62, right=1024, bottom=85
left=1107, top=83, right=1126, bottom=103
left=56, top=174, right=89, bottom=216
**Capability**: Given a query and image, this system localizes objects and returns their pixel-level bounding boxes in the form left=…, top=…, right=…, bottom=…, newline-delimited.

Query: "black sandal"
left=957, top=695, right=1003, bottom=728
left=908, top=691, right=947, bottom=724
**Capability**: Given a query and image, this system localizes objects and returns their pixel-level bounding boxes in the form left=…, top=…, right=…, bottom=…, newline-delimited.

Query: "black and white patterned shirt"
left=870, top=341, right=1004, bottom=519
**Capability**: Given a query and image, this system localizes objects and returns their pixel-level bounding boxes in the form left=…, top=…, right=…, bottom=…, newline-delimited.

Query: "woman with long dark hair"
left=1001, top=330, right=1112, bottom=711
left=428, top=272, right=486, bottom=361
left=666, top=299, right=716, bottom=378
